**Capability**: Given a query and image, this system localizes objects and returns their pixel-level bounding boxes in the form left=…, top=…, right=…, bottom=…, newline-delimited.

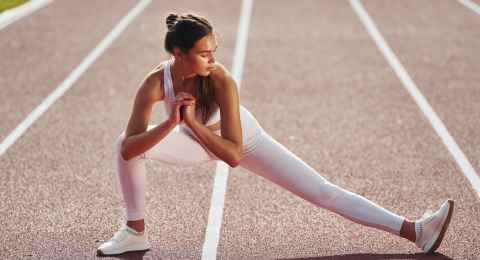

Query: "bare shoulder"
left=140, top=62, right=166, bottom=102
left=209, top=62, right=236, bottom=91
left=209, top=62, right=240, bottom=108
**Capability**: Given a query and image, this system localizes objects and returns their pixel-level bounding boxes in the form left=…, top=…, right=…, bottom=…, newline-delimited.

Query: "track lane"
left=0, top=0, right=137, bottom=142
left=360, top=0, right=480, bottom=257
left=0, top=0, right=242, bottom=259
left=216, top=0, right=477, bottom=258
left=362, top=0, right=480, bottom=189
left=2, top=0, right=479, bottom=259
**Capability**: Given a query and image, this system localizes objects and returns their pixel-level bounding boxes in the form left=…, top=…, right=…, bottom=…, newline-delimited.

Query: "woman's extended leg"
left=239, top=131, right=409, bottom=238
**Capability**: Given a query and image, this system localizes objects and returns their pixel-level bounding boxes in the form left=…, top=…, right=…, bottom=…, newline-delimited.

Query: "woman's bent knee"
left=115, top=131, right=144, bottom=162
left=115, top=131, right=129, bottom=161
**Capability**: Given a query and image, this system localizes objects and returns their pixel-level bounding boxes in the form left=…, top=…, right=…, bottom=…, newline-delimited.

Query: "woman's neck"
left=170, top=59, right=198, bottom=96
left=171, top=58, right=196, bottom=83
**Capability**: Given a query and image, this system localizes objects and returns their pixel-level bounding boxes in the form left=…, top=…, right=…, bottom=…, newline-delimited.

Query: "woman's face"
left=178, top=33, right=218, bottom=77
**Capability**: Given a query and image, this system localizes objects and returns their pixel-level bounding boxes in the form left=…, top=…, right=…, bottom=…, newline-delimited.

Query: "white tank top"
left=163, top=58, right=220, bottom=126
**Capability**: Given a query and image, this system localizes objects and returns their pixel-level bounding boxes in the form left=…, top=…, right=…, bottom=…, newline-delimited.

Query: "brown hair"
left=164, top=12, right=218, bottom=124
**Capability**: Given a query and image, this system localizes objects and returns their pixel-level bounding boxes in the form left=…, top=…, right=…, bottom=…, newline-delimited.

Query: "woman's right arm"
left=120, top=72, right=175, bottom=161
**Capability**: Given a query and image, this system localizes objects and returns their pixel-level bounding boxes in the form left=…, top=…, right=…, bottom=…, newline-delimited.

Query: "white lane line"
left=0, top=0, right=53, bottom=30
left=0, top=0, right=151, bottom=156
left=458, top=0, right=480, bottom=15
left=349, top=0, right=480, bottom=199
left=230, top=0, right=253, bottom=87
left=201, top=0, right=253, bottom=259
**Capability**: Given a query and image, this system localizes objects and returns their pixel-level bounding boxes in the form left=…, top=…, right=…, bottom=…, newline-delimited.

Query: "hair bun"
left=166, top=13, right=179, bottom=30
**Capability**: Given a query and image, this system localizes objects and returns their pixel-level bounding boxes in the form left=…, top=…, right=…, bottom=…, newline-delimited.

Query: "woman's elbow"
left=227, top=159, right=239, bottom=168
left=228, top=146, right=243, bottom=168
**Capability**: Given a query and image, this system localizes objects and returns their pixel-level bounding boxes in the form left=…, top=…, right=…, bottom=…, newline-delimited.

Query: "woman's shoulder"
left=142, top=61, right=169, bottom=102
left=210, top=62, right=228, bottom=78
left=148, top=60, right=167, bottom=80
left=209, top=62, right=235, bottom=88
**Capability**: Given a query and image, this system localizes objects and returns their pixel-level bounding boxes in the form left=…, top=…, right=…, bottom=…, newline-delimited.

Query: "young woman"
left=97, top=12, right=454, bottom=256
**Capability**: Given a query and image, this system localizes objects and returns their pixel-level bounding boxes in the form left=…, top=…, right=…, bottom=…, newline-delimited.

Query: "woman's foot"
left=414, top=199, right=454, bottom=253
left=97, top=224, right=150, bottom=256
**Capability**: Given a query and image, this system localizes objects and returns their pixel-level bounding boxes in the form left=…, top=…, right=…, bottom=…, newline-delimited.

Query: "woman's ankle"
left=126, top=219, right=145, bottom=233
left=399, top=219, right=416, bottom=242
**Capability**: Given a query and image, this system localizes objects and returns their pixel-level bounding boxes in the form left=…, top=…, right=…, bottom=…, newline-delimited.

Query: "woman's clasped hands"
left=168, top=91, right=197, bottom=126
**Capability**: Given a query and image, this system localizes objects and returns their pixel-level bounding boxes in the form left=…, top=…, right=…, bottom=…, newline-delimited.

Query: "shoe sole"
left=427, top=199, right=454, bottom=253
left=97, top=248, right=150, bottom=257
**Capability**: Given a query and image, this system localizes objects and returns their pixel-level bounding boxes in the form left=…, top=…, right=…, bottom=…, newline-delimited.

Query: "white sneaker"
left=415, top=199, right=454, bottom=253
left=97, top=224, right=150, bottom=256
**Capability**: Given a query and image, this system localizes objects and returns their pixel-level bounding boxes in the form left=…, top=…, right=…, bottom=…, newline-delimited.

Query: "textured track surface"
left=1, top=1, right=479, bottom=259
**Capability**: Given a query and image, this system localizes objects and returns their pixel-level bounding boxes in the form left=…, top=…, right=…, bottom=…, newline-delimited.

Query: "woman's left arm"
left=186, top=70, right=243, bottom=167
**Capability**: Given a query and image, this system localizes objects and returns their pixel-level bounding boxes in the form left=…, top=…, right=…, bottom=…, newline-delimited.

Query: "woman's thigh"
left=239, top=132, right=330, bottom=190
left=143, top=125, right=218, bottom=165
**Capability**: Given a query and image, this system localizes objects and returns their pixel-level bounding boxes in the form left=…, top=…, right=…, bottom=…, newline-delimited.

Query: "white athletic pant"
left=115, top=105, right=405, bottom=236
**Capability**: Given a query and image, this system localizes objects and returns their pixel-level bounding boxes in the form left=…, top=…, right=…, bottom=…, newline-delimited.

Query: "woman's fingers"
left=173, top=92, right=196, bottom=108
left=178, top=91, right=194, bottom=97
left=176, top=96, right=195, bottom=103
left=174, top=99, right=195, bottom=107
left=176, top=92, right=195, bottom=100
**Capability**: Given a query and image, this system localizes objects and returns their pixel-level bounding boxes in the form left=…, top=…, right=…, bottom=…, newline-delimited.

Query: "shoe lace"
left=110, top=227, right=128, bottom=242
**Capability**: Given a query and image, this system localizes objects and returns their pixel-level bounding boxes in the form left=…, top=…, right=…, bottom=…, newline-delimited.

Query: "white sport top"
left=162, top=58, right=221, bottom=127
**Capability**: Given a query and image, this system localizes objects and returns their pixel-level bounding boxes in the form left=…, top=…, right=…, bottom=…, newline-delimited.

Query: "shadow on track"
left=279, top=252, right=454, bottom=260
left=96, top=250, right=153, bottom=259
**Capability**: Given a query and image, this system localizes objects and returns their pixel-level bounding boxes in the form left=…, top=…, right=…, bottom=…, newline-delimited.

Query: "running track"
left=0, top=0, right=479, bottom=259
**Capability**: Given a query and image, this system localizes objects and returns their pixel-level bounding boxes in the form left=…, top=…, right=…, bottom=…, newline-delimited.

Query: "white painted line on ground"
left=0, top=0, right=53, bottom=30
left=458, top=0, right=480, bottom=15
left=230, top=0, right=253, bottom=87
left=0, top=0, right=151, bottom=156
left=349, top=0, right=480, bottom=199
left=201, top=0, right=253, bottom=259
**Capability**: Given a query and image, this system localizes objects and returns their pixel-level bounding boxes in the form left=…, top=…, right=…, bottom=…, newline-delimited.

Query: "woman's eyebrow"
left=198, top=45, right=218, bottom=53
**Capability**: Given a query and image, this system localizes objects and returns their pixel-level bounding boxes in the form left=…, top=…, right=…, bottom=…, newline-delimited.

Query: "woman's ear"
left=173, top=47, right=183, bottom=61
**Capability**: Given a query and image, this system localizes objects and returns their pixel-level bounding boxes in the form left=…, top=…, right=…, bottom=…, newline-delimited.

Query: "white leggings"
left=115, top=105, right=405, bottom=236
